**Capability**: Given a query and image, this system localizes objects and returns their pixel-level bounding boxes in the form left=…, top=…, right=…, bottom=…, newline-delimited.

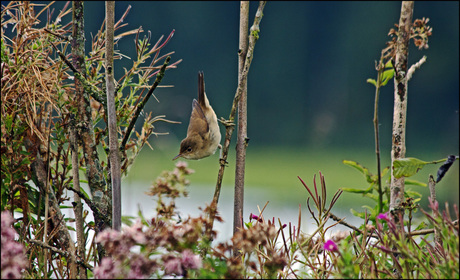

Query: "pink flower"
left=164, top=250, right=202, bottom=276
left=164, top=257, right=183, bottom=276
left=323, top=240, right=338, bottom=252
left=376, top=212, right=390, bottom=222
left=123, top=221, right=146, bottom=244
left=249, top=213, right=263, bottom=222
left=181, top=249, right=202, bottom=270
left=175, top=161, right=188, bottom=169
left=1, top=212, right=27, bottom=279
left=127, top=254, right=157, bottom=279
left=94, top=257, right=123, bottom=279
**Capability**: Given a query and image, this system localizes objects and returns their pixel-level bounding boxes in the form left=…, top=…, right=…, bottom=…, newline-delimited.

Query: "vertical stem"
left=428, top=175, right=441, bottom=246
left=105, top=1, right=121, bottom=231
left=390, top=2, right=413, bottom=278
left=373, top=60, right=384, bottom=214
left=206, top=1, right=266, bottom=242
left=70, top=126, right=86, bottom=278
left=234, top=0, right=249, bottom=239
left=43, top=155, right=49, bottom=278
left=28, top=118, right=78, bottom=277
left=70, top=2, right=84, bottom=277
left=390, top=1, right=413, bottom=227
left=72, top=0, right=110, bottom=261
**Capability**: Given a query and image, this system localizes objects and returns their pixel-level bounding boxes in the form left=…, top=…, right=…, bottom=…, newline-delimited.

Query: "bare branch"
left=28, top=239, right=93, bottom=271
left=207, top=1, right=267, bottom=241
left=407, top=55, right=427, bottom=81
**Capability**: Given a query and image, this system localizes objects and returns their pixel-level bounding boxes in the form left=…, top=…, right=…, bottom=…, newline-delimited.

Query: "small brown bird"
left=173, top=72, right=221, bottom=160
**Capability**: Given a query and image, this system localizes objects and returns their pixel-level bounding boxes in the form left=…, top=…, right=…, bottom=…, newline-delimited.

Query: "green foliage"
left=393, top=157, right=434, bottom=178
left=393, top=156, right=458, bottom=182
left=367, top=59, right=395, bottom=88
left=1, top=2, right=180, bottom=278
left=1, top=2, right=457, bottom=279
left=342, top=160, right=390, bottom=219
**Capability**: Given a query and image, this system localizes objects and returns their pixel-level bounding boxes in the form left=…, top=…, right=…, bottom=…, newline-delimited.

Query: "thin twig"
left=327, top=211, right=363, bottom=234
left=327, top=211, right=458, bottom=239
left=234, top=0, right=250, bottom=249
left=71, top=2, right=88, bottom=277
left=120, top=56, right=171, bottom=151
left=373, top=57, right=384, bottom=214
left=206, top=0, right=267, bottom=241
left=407, top=55, right=427, bottom=81
left=66, top=185, right=110, bottom=226
left=28, top=239, right=93, bottom=271
left=50, top=41, right=106, bottom=105
left=43, top=115, right=52, bottom=277
left=106, top=0, right=121, bottom=231
left=44, top=28, right=70, bottom=41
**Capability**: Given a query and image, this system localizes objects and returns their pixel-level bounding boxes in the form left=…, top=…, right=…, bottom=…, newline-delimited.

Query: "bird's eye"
left=187, top=147, right=192, bottom=152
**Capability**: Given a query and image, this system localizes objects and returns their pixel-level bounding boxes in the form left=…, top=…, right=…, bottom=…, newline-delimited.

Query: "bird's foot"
left=218, top=117, right=235, bottom=128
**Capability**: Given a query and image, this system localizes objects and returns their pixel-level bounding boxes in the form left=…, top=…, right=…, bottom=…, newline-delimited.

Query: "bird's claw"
left=219, top=158, right=228, bottom=166
left=218, top=118, right=235, bottom=128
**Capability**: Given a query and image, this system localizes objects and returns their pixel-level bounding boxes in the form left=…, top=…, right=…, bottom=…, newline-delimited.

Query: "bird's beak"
left=172, top=154, right=182, bottom=161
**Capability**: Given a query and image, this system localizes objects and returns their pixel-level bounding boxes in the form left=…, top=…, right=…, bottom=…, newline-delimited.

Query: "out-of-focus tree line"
left=17, top=1, right=459, bottom=153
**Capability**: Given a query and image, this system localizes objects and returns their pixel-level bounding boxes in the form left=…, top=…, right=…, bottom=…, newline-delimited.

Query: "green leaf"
left=244, top=222, right=253, bottom=229
left=415, top=221, right=428, bottom=231
left=362, top=205, right=376, bottom=215
left=393, top=157, right=430, bottom=178
left=5, top=114, right=13, bottom=130
left=364, top=193, right=379, bottom=201
left=343, top=160, right=373, bottom=183
left=341, top=187, right=372, bottom=194
left=405, top=179, right=427, bottom=187
left=350, top=208, right=366, bottom=219
left=121, top=215, right=136, bottom=226
left=380, top=68, right=395, bottom=86
left=404, top=189, right=422, bottom=199
left=367, top=78, right=377, bottom=87
left=381, top=166, right=390, bottom=177
left=384, top=60, right=393, bottom=69
left=136, top=206, right=150, bottom=227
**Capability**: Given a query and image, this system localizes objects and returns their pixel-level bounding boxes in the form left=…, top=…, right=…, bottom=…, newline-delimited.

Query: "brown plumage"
left=173, top=72, right=221, bottom=160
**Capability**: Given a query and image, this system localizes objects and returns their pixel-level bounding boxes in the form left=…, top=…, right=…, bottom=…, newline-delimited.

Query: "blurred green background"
left=20, top=2, right=460, bottom=211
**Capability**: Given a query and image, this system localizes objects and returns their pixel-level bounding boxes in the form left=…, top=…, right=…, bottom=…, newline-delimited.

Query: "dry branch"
left=206, top=1, right=267, bottom=241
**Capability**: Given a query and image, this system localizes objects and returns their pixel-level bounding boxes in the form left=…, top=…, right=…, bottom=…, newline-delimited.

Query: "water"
left=56, top=179, right=364, bottom=253
left=120, top=181, right=363, bottom=243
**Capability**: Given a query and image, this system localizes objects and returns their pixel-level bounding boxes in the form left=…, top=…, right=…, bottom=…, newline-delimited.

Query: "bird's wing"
left=187, top=99, right=209, bottom=135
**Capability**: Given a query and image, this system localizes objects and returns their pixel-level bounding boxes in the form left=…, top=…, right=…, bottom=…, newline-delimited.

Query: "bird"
left=173, top=71, right=221, bottom=160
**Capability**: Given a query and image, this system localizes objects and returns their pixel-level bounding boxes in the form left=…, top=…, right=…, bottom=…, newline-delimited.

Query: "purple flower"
left=93, top=257, right=123, bottom=279
left=181, top=249, right=202, bottom=270
left=164, top=250, right=202, bottom=276
left=164, top=257, right=183, bottom=276
left=323, top=240, right=338, bottom=252
left=96, top=229, right=131, bottom=256
left=376, top=212, right=390, bottom=222
left=175, top=161, right=188, bottom=169
left=1, top=212, right=27, bottom=279
left=95, top=229, right=119, bottom=244
left=123, top=221, right=146, bottom=244
left=249, top=213, right=263, bottom=222
left=128, top=254, right=157, bottom=279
